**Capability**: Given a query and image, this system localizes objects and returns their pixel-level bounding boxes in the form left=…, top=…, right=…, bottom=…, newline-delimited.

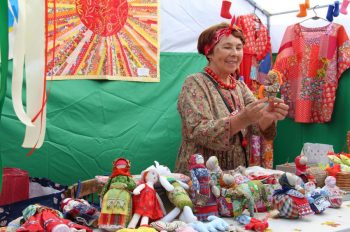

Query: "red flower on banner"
left=76, top=0, right=129, bottom=36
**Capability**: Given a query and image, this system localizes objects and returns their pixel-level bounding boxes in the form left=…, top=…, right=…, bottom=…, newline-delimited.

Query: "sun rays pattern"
left=46, top=0, right=159, bottom=81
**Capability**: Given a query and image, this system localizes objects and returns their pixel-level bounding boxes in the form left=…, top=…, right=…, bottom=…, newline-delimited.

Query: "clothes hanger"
left=299, top=5, right=329, bottom=24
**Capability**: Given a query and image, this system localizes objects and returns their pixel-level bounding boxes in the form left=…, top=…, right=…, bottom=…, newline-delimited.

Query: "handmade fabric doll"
left=17, top=204, right=92, bottom=232
left=152, top=161, right=197, bottom=223
left=189, top=154, right=219, bottom=221
left=294, top=154, right=315, bottom=184
left=205, top=156, right=222, bottom=198
left=99, top=158, right=136, bottom=230
left=258, top=70, right=282, bottom=99
left=304, top=181, right=330, bottom=214
left=60, top=197, right=99, bottom=227
left=322, top=176, right=345, bottom=208
left=128, top=168, right=164, bottom=228
left=272, top=173, right=314, bottom=219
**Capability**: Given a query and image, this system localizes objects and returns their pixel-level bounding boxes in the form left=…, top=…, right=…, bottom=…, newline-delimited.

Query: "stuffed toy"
left=17, top=204, right=92, bottom=232
left=151, top=220, right=187, bottom=232
left=152, top=161, right=197, bottom=223
left=60, top=197, right=99, bottom=227
left=294, top=154, right=315, bottom=184
left=189, top=154, right=219, bottom=221
left=236, top=215, right=268, bottom=232
left=128, top=168, right=164, bottom=228
left=188, top=216, right=230, bottom=232
left=272, top=173, right=314, bottom=219
left=322, top=176, right=345, bottom=208
left=205, top=156, right=222, bottom=198
left=258, top=70, right=282, bottom=99
left=225, top=180, right=270, bottom=217
left=98, top=158, right=136, bottom=231
left=304, top=181, right=330, bottom=214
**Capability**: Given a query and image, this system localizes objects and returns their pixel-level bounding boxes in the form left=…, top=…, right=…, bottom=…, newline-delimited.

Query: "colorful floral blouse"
left=273, top=23, right=350, bottom=123
left=175, top=73, right=276, bottom=174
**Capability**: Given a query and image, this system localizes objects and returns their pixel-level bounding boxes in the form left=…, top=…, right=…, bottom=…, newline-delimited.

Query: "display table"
left=224, top=201, right=350, bottom=232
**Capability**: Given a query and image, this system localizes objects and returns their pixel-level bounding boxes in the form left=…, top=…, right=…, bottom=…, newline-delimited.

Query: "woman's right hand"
left=241, top=98, right=268, bottom=124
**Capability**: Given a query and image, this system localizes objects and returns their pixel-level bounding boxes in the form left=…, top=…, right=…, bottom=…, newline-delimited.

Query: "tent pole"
left=245, top=0, right=272, bottom=34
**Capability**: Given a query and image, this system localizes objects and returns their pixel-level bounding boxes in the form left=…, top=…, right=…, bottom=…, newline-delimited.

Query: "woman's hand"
left=262, top=97, right=289, bottom=121
left=242, top=98, right=269, bottom=124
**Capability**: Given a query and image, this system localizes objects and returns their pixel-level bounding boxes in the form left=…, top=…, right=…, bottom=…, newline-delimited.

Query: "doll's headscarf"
left=274, top=173, right=295, bottom=196
left=189, top=154, right=206, bottom=170
left=111, top=158, right=131, bottom=178
left=204, top=16, right=242, bottom=56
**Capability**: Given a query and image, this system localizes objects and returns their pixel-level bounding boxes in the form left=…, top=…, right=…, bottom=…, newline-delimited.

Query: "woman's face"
left=207, top=34, right=243, bottom=76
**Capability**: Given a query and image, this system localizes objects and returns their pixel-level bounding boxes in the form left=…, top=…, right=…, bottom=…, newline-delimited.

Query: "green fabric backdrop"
left=1, top=52, right=350, bottom=186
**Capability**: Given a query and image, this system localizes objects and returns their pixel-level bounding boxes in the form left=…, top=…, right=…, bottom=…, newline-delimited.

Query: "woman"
left=175, top=22, right=289, bottom=174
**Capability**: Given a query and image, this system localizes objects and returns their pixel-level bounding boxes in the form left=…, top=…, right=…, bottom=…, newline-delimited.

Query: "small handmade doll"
left=205, top=156, right=222, bottom=198
left=128, top=168, right=164, bottom=228
left=98, top=158, right=136, bottom=230
left=272, top=172, right=314, bottom=219
left=236, top=215, right=269, bottom=232
left=304, top=181, right=330, bottom=214
left=17, top=204, right=92, bottom=232
left=294, top=154, right=315, bottom=184
left=189, top=153, right=219, bottom=221
left=61, top=197, right=99, bottom=227
left=322, top=176, right=345, bottom=208
left=152, top=161, right=197, bottom=223
left=258, top=70, right=282, bottom=99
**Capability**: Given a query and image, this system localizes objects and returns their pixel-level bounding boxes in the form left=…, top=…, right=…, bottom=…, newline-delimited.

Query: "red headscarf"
left=188, top=154, right=206, bottom=170
left=204, top=16, right=242, bottom=56
left=110, top=158, right=132, bottom=178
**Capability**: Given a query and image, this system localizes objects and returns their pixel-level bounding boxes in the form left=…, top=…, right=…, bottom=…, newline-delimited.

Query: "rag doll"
left=205, top=156, right=222, bottom=198
left=258, top=70, right=282, bottom=100
left=294, top=154, right=315, bottom=184
left=189, top=154, right=219, bottom=221
left=60, top=197, right=99, bottom=227
left=272, top=172, right=314, bottom=219
left=152, top=161, right=197, bottom=223
left=304, top=181, right=330, bottom=214
left=128, top=168, right=164, bottom=228
left=322, top=176, right=345, bottom=208
left=99, top=158, right=136, bottom=230
left=17, top=204, right=92, bottom=232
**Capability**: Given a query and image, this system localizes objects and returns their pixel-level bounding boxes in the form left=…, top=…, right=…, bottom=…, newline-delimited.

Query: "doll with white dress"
left=322, top=176, right=345, bottom=208
left=128, top=168, right=164, bottom=228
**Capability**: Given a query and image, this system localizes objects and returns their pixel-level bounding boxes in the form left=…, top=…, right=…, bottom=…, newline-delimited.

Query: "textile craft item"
left=46, top=0, right=160, bottom=82
left=273, top=23, right=350, bottom=123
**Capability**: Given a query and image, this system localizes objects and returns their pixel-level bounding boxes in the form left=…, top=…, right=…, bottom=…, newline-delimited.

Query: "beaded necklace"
left=204, top=67, right=237, bottom=90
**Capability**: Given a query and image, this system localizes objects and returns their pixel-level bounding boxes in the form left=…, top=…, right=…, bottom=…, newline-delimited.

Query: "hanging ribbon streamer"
left=12, top=0, right=33, bottom=127
left=22, top=0, right=46, bottom=148
left=12, top=0, right=47, bottom=148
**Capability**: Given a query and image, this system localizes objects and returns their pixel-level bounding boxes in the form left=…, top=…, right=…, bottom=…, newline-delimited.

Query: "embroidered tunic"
left=175, top=73, right=276, bottom=174
left=273, top=23, right=350, bottom=123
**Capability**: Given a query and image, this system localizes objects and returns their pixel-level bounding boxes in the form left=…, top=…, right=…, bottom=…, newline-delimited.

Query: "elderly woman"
left=175, top=22, right=288, bottom=174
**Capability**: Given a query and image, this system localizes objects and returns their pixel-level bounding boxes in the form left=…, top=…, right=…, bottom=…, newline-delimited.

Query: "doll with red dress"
left=128, top=168, right=164, bottom=228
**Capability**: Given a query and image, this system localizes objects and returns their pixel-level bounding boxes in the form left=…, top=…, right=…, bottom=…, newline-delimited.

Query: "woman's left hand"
left=261, top=97, right=289, bottom=121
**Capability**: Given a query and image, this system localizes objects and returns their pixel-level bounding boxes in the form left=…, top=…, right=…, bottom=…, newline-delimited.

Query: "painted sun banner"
left=46, top=0, right=160, bottom=82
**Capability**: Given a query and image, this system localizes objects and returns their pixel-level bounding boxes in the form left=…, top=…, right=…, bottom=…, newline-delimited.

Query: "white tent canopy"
left=161, top=0, right=350, bottom=53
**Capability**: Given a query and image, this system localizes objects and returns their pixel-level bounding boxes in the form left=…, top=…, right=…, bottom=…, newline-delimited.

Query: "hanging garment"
left=235, top=14, right=274, bottom=168
left=273, top=23, right=350, bottom=123
left=236, top=14, right=272, bottom=92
